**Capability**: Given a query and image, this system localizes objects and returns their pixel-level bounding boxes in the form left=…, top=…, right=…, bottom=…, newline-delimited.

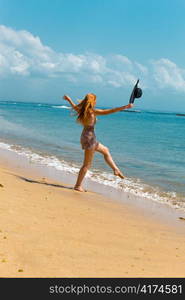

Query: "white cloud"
left=0, top=25, right=185, bottom=93
left=151, top=58, right=185, bottom=92
left=0, top=25, right=147, bottom=86
left=134, top=62, right=148, bottom=75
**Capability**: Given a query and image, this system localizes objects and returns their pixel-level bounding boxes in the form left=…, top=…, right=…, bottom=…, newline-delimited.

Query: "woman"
left=63, top=93, right=133, bottom=192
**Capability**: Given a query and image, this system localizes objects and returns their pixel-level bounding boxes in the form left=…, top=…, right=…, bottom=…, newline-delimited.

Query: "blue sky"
left=1, top=0, right=185, bottom=112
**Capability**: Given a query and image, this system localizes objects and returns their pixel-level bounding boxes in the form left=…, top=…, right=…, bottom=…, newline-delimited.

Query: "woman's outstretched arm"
left=93, top=103, right=133, bottom=115
left=62, top=95, right=79, bottom=112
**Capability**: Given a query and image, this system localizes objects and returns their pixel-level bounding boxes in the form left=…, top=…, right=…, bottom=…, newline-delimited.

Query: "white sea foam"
left=52, top=105, right=70, bottom=109
left=0, top=141, right=184, bottom=212
left=0, top=142, right=12, bottom=150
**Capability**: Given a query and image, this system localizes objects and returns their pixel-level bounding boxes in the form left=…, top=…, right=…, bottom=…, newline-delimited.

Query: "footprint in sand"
left=179, top=217, right=185, bottom=221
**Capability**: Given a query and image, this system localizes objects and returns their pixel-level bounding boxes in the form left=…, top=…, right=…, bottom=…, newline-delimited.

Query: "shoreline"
left=0, top=150, right=185, bottom=277
left=0, top=122, right=184, bottom=208
left=0, top=145, right=185, bottom=232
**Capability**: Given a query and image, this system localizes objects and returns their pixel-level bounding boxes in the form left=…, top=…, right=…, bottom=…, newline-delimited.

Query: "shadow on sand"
left=13, top=174, right=74, bottom=190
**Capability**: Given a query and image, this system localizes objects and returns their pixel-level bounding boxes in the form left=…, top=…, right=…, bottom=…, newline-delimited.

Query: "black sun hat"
left=129, top=79, right=143, bottom=104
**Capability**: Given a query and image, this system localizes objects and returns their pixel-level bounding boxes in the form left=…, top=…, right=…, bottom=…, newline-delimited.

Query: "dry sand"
left=0, top=164, right=185, bottom=277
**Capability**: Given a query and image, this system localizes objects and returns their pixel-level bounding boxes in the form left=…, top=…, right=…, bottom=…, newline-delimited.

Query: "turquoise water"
left=0, top=100, right=184, bottom=210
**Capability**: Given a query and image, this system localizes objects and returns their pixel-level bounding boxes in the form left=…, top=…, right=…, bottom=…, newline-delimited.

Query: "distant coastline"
left=122, top=110, right=141, bottom=113
left=1, top=100, right=185, bottom=116
left=176, top=113, right=185, bottom=117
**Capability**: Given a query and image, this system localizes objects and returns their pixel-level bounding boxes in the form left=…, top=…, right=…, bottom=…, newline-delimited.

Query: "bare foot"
left=114, top=169, right=125, bottom=179
left=74, top=186, right=87, bottom=192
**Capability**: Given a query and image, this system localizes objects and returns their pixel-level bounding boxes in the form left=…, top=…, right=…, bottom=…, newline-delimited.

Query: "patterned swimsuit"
left=80, top=117, right=99, bottom=150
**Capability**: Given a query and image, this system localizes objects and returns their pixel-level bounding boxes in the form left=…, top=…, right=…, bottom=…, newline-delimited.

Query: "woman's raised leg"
left=74, top=149, right=95, bottom=192
left=95, top=143, right=124, bottom=179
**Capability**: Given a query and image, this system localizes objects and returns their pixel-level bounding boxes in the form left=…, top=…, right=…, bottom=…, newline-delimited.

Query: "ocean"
left=0, top=100, right=184, bottom=211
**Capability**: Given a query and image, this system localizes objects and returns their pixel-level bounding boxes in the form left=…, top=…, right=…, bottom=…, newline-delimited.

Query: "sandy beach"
left=0, top=162, right=185, bottom=278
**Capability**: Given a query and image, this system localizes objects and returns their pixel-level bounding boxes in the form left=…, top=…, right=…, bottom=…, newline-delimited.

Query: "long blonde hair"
left=74, top=93, right=96, bottom=125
